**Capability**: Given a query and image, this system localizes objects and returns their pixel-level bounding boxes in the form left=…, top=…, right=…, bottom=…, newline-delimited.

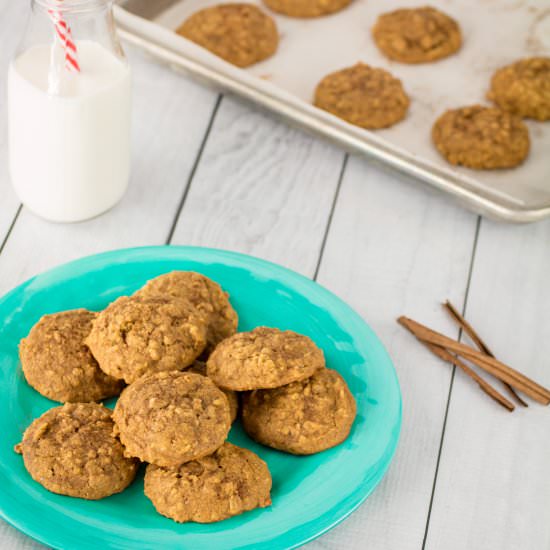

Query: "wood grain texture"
left=424, top=218, right=550, bottom=550
left=306, top=155, right=478, bottom=550
left=170, top=94, right=345, bottom=276
left=0, top=0, right=26, bottom=248
left=0, top=46, right=218, bottom=296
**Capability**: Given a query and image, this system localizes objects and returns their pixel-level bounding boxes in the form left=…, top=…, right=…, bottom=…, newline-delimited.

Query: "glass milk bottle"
left=8, top=0, right=132, bottom=222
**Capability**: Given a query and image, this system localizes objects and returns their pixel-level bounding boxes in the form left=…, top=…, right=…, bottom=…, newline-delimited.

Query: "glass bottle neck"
left=32, top=0, right=112, bottom=15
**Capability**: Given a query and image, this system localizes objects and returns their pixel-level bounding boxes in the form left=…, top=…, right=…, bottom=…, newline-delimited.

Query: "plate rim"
left=0, top=245, right=402, bottom=550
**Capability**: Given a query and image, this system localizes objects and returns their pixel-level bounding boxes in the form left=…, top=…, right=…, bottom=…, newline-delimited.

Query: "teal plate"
left=0, top=246, right=401, bottom=550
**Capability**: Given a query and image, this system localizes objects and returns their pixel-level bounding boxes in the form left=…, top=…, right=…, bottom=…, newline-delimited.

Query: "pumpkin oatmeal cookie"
left=432, top=105, right=530, bottom=169
left=263, top=0, right=351, bottom=18
left=19, top=309, right=123, bottom=403
left=207, top=327, right=325, bottom=391
left=136, top=271, right=238, bottom=354
left=314, top=63, right=410, bottom=129
left=187, top=361, right=239, bottom=423
left=86, top=295, right=207, bottom=384
left=242, top=368, right=356, bottom=455
left=144, top=442, right=271, bottom=523
left=177, top=4, right=278, bottom=68
left=113, top=371, right=231, bottom=467
left=372, top=6, right=462, bottom=64
left=15, top=403, right=138, bottom=499
left=488, top=57, right=550, bottom=121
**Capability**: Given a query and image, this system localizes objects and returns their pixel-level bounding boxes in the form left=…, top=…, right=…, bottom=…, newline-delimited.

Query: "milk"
left=8, top=41, right=131, bottom=222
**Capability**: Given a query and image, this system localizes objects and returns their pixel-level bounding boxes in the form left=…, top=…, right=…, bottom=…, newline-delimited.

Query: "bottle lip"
left=34, top=0, right=111, bottom=14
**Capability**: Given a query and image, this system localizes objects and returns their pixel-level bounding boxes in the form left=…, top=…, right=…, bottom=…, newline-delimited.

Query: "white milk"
left=8, top=41, right=131, bottom=222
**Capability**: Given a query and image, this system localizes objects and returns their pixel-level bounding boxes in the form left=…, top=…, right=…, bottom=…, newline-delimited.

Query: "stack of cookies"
left=207, top=327, right=357, bottom=455
left=16, top=270, right=356, bottom=524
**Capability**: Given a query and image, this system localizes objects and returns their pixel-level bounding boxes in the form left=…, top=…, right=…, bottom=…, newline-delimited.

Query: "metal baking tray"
left=114, top=0, right=550, bottom=223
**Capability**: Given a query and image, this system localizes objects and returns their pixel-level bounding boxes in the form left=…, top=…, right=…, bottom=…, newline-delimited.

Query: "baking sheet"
left=116, top=0, right=550, bottom=221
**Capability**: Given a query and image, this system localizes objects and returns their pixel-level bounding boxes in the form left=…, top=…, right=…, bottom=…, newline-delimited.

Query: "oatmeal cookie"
left=242, top=368, right=356, bottom=454
left=263, top=0, right=352, bottom=18
left=432, top=105, right=530, bottom=169
left=136, top=271, right=238, bottom=354
left=488, top=57, right=550, bottom=121
left=19, top=309, right=124, bottom=403
left=314, top=63, right=410, bottom=129
left=372, top=7, right=462, bottom=64
left=177, top=4, right=278, bottom=68
left=207, top=327, right=325, bottom=391
left=187, top=361, right=239, bottom=423
left=86, top=295, right=207, bottom=384
left=113, top=371, right=231, bottom=467
left=15, top=403, right=138, bottom=499
left=144, top=442, right=271, bottom=523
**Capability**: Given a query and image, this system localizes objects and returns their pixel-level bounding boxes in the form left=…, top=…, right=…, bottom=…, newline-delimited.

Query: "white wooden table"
left=2, top=2, right=550, bottom=548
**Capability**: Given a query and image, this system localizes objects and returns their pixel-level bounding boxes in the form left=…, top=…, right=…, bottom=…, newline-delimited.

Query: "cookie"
left=432, top=105, right=530, bottom=169
left=207, top=327, right=325, bottom=391
left=15, top=403, right=138, bottom=499
left=242, top=368, right=356, bottom=455
left=86, top=295, right=207, bottom=384
left=177, top=4, right=278, bottom=68
left=144, top=442, right=271, bottom=523
left=19, top=309, right=124, bottom=403
left=136, top=271, right=238, bottom=354
left=372, top=7, right=462, bottom=64
left=113, top=371, right=231, bottom=467
left=488, top=57, right=550, bottom=121
left=187, top=361, right=239, bottom=423
left=314, top=63, right=410, bottom=129
left=263, top=0, right=351, bottom=18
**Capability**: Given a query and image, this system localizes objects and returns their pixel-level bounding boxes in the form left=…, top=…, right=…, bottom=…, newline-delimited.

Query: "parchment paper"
left=121, top=0, right=550, bottom=210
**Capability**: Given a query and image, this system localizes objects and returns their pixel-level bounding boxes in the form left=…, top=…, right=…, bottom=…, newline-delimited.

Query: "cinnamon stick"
left=425, top=342, right=514, bottom=412
left=443, top=301, right=528, bottom=407
left=398, top=316, right=550, bottom=405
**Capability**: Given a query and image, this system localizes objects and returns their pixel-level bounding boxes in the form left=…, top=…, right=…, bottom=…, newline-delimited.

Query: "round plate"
left=0, top=246, right=401, bottom=550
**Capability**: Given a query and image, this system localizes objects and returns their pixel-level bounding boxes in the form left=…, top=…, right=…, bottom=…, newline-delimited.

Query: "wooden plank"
left=0, top=0, right=26, bottom=247
left=306, top=155, right=479, bottom=549
left=170, top=94, right=345, bottom=276
left=0, top=46, right=218, bottom=296
left=0, top=522, right=41, bottom=550
left=424, top=218, right=550, bottom=550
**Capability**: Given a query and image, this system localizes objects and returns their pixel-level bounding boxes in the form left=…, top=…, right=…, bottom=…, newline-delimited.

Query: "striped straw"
left=48, top=2, right=80, bottom=72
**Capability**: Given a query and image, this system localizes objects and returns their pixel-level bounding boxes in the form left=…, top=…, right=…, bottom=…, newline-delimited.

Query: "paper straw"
left=48, top=2, right=80, bottom=72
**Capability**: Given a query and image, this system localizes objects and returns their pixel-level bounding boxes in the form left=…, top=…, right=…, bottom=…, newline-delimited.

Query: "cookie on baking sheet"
left=372, top=6, right=462, bottom=64
left=187, top=361, right=239, bottom=423
left=86, top=295, right=207, bottom=384
left=113, top=371, right=231, bottom=467
left=242, top=368, right=356, bottom=455
left=15, top=403, right=138, bottom=499
left=206, top=327, right=325, bottom=391
left=177, top=3, right=278, bottom=68
left=263, top=0, right=352, bottom=18
left=314, top=63, right=410, bottom=129
left=144, top=442, right=271, bottom=523
left=19, top=309, right=124, bottom=403
left=488, top=57, right=550, bottom=121
left=432, top=105, right=530, bottom=170
left=136, top=271, right=238, bottom=354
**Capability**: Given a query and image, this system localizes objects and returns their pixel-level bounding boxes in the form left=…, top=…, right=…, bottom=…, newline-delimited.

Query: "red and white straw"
left=48, top=2, right=80, bottom=73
